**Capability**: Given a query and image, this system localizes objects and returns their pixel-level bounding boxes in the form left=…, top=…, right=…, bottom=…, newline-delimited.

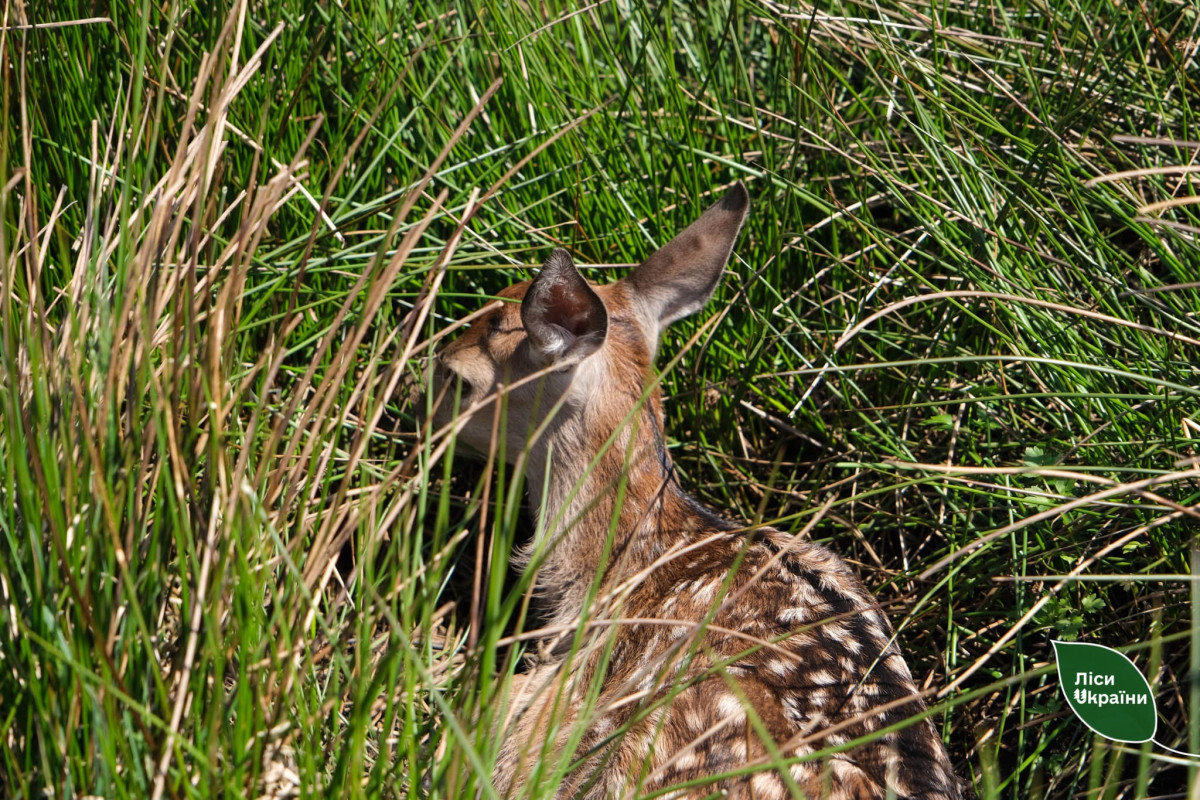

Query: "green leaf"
left=1053, top=640, right=1157, bottom=743
left=1024, top=446, right=1052, bottom=466
left=1051, top=477, right=1075, bottom=496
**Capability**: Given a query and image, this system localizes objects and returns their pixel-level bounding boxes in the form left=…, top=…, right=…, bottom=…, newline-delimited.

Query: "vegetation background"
left=2, top=0, right=1199, bottom=797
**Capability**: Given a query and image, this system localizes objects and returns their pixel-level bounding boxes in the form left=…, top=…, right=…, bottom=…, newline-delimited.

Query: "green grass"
left=3, top=0, right=1200, bottom=797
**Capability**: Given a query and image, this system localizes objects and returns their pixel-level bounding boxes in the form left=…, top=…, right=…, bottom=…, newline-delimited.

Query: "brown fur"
left=427, top=185, right=961, bottom=799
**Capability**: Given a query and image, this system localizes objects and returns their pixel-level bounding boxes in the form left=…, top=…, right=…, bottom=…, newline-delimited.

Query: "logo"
left=1053, top=640, right=1159, bottom=746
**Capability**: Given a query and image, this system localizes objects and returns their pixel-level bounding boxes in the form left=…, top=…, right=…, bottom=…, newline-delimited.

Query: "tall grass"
left=2, top=0, right=1199, bottom=797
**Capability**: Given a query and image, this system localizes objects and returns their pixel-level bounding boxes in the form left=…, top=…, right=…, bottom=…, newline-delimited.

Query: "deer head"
left=427, top=182, right=750, bottom=478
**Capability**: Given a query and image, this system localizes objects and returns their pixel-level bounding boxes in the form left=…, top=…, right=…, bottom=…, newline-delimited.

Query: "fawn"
left=426, top=183, right=961, bottom=799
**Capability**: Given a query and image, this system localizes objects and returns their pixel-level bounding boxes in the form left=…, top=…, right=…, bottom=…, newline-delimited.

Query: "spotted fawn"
left=426, top=183, right=961, bottom=799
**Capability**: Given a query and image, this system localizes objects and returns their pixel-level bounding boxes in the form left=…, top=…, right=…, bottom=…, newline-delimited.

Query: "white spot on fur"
left=727, top=738, right=747, bottom=760
left=716, top=694, right=745, bottom=722
left=750, top=772, right=783, bottom=798
left=767, top=659, right=792, bottom=678
left=809, top=669, right=836, bottom=686
left=689, top=579, right=717, bottom=605
left=778, top=607, right=807, bottom=625
left=672, top=748, right=699, bottom=771
left=823, top=623, right=849, bottom=643
left=782, top=695, right=804, bottom=722
left=791, top=743, right=815, bottom=759
left=829, top=758, right=866, bottom=786
left=790, top=761, right=816, bottom=785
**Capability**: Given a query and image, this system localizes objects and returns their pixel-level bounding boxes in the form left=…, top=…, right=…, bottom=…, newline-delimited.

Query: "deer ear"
left=521, top=249, right=608, bottom=362
left=624, top=182, right=750, bottom=333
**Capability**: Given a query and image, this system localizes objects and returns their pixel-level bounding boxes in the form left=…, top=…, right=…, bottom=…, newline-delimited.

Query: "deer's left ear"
left=522, top=249, right=608, bottom=363
left=623, top=182, right=750, bottom=336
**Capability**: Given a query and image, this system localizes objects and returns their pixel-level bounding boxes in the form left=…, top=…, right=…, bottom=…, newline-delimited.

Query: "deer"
left=425, top=182, right=962, bottom=799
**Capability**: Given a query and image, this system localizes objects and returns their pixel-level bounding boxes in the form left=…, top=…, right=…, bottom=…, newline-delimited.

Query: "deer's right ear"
left=521, top=249, right=608, bottom=363
left=624, top=182, right=749, bottom=337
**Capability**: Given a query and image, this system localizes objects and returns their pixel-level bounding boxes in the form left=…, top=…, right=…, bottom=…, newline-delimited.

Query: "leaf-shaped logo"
left=1053, top=640, right=1157, bottom=743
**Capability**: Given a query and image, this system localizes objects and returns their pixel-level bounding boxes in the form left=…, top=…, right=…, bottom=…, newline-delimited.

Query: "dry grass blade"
left=1138, top=194, right=1200, bottom=215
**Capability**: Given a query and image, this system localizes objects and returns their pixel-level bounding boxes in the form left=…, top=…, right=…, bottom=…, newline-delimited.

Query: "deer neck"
left=520, top=399, right=690, bottom=628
